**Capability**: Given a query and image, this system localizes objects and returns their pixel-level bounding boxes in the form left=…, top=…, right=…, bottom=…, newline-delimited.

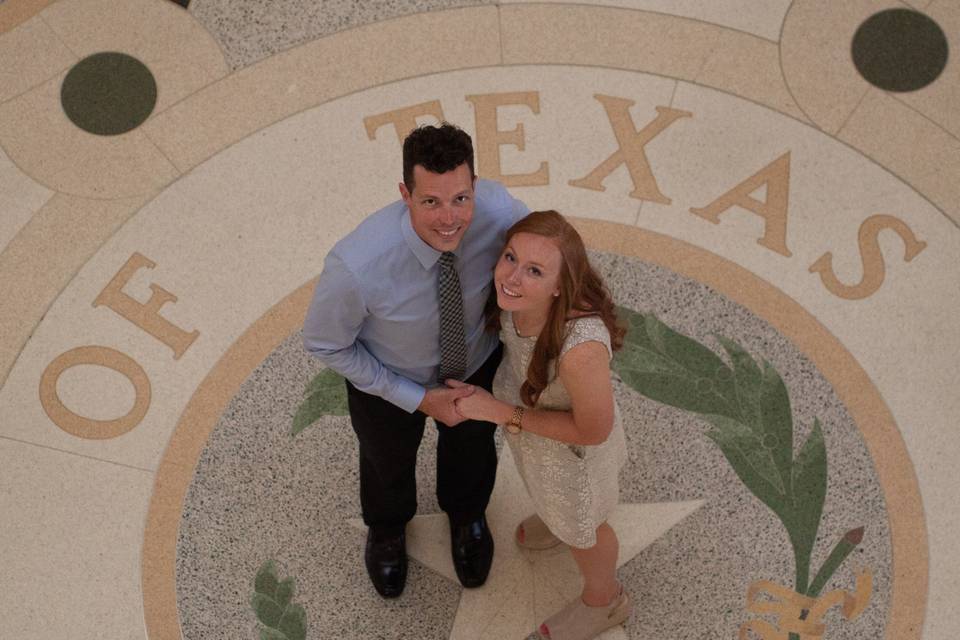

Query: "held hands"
left=418, top=384, right=476, bottom=427
left=447, top=380, right=504, bottom=423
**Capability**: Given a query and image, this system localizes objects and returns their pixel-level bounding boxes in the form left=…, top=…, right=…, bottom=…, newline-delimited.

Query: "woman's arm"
left=451, top=340, right=615, bottom=446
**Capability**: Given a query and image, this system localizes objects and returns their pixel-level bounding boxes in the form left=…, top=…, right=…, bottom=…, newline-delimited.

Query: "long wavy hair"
left=485, top=210, right=625, bottom=407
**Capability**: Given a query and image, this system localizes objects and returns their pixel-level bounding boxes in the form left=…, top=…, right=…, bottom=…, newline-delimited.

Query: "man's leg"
left=346, top=380, right=425, bottom=597
left=436, top=342, right=502, bottom=520
left=435, top=342, right=503, bottom=587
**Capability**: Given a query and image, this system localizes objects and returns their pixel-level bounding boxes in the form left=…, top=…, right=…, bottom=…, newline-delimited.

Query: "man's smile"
left=436, top=226, right=462, bottom=237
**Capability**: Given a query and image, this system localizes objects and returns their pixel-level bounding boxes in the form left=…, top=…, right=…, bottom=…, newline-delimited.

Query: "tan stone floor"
left=1, top=1, right=958, bottom=638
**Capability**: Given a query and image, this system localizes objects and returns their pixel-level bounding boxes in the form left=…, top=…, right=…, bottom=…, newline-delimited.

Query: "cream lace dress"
left=493, top=311, right=627, bottom=548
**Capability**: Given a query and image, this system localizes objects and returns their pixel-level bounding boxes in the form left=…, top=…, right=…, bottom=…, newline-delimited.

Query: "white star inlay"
left=354, top=445, right=704, bottom=639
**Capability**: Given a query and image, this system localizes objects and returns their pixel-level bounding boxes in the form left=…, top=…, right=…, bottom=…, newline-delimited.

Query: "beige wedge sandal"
left=536, top=584, right=632, bottom=640
left=515, top=514, right=563, bottom=550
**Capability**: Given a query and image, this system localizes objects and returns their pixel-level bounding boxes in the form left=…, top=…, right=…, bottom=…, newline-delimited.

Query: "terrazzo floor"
left=1, top=1, right=958, bottom=639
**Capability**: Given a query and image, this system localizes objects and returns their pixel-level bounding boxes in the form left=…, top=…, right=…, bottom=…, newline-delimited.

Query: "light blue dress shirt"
left=303, top=179, right=528, bottom=413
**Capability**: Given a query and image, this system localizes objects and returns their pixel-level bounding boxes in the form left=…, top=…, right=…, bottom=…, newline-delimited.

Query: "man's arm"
left=303, top=253, right=474, bottom=422
left=303, top=253, right=426, bottom=413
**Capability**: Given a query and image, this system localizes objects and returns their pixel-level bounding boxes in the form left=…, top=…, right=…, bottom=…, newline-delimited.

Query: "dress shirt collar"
left=400, top=208, right=464, bottom=269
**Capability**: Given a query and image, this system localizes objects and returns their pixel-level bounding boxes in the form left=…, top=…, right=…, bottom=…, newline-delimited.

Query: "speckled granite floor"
left=190, top=0, right=498, bottom=70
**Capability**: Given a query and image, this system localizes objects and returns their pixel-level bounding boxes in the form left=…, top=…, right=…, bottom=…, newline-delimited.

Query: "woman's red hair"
left=486, top=210, right=625, bottom=406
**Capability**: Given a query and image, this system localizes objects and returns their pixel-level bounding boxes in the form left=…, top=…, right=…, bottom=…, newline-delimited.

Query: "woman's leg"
left=538, top=522, right=627, bottom=638
left=569, top=522, right=620, bottom=605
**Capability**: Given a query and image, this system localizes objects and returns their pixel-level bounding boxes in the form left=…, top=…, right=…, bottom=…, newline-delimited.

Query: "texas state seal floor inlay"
left=1, top=1, right=958, bottom=639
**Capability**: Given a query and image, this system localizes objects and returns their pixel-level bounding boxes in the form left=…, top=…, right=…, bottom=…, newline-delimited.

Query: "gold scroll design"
left=739, top=570, right=873, bottom=640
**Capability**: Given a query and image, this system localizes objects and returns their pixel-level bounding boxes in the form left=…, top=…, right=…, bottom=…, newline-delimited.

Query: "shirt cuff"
left=392, top=378, right=427, bottom=414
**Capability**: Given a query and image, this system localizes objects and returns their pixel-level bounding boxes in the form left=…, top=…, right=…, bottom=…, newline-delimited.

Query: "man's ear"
left=399, top=181, right=411, bottom=203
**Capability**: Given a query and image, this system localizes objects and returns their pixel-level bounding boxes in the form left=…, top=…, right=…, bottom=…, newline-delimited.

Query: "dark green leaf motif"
left=705, top=413, right=786, bottom=500
left=252, top=593, right=283, bottom=628
left=613, top=310, right=739, bottom=419
left=278, top=603, right=308, bottom=640
left=613, top=306, right=862, bottom=602
left=275, top=578, right=295, bottom=610
left=292, top=368, right=348, bottom=435
left=790, top=419, right=828, bottom=592
left=251, top=560, right=308, bottom=640
left=254, top=560, right=280, bottom=596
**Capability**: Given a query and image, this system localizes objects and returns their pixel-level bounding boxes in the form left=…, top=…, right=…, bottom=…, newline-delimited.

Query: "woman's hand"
left=446, top=380, right=510, bottom=424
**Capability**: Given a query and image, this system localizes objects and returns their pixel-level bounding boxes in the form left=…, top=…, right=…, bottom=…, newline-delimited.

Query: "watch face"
left=506, top=423, right=521, bottom=435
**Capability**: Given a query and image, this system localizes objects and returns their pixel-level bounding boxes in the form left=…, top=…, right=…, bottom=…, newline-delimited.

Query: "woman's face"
left=494, top=232, right=563, bottom=315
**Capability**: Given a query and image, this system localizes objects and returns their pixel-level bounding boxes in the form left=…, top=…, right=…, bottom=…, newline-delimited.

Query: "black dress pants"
left=346, top=343, right=503, bottom=536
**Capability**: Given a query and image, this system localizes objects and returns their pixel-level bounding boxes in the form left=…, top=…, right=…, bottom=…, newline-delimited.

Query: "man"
left=303, top=123, right=528, bottom=597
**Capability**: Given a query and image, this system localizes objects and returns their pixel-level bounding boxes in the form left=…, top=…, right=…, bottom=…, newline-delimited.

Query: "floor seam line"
left=0, top=58, right=75, bottom=108
left=140, top=124, right=186, bottom=177
left=36, top=11, right=80, bottom=59
left=528, top=1, right=782, bottom=44
left=634, top=201, right=645, bottom=227
left=834, top=86, right=871, bottom=139
left=775, top=0, right=818, bottom=128
left=0, top=135, right=57, bottom=205
left=497, top=3, right=505, bottom=66
left=0, top=434, right=155, bottom=472
left=886, top=90, right=960, bottom=145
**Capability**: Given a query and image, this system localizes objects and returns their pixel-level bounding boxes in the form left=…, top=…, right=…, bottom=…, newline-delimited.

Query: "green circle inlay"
left=61, top=52, right=157, bottom=136
left=851, top=9, right=949, bottom=93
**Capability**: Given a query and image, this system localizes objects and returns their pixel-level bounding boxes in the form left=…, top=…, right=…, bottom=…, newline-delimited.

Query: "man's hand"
left=418, top=384, right=475, bottom=426
left=448, top=379, right=510, bottom=424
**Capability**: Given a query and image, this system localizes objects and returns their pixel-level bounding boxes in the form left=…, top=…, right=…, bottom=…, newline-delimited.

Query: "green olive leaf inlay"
left=252, top=561, right=307, bottom=640
left=612, top=306, right=862, bottom=607
left=292, top=368, right=348, bottom=435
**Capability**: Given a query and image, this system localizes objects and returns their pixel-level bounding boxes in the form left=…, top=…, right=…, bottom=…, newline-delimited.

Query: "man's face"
left=399, top=163, right=476, bottom=252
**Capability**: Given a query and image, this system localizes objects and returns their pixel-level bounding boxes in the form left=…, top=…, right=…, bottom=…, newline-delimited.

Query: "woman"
left=449, top=210, right=630, bottom=640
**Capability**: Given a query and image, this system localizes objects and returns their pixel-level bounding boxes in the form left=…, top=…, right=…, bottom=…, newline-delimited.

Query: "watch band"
left=506, top=405, right=524, bottom=434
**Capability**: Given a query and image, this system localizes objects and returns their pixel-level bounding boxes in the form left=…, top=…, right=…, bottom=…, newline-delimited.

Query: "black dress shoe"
left=450, top=515, right=494, bottom=588
left=365, top=528, right=407, bottom=598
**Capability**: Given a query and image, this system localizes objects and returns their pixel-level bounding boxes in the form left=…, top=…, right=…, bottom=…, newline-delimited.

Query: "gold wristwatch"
left=506, top=405, right=524, bottom=434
